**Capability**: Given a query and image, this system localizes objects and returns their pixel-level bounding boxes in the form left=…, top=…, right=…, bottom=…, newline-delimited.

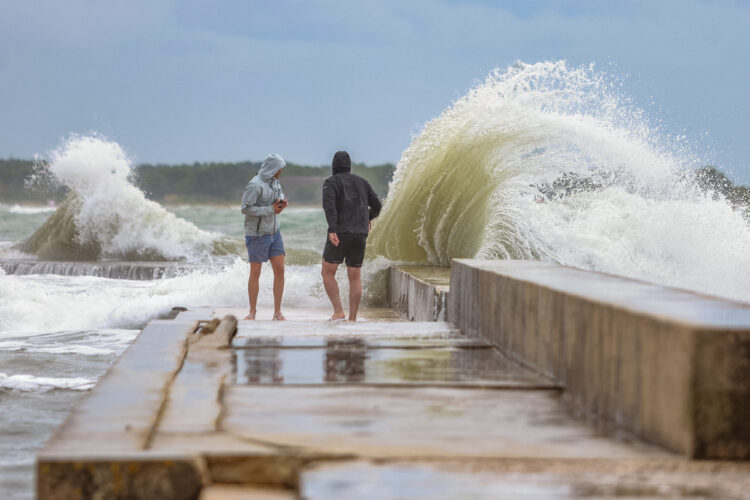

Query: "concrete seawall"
left=388, top=266, right=450, bottom=321
left=446, top=259, right=750, bottom=459
left=0, top=260, right=202, bottom=279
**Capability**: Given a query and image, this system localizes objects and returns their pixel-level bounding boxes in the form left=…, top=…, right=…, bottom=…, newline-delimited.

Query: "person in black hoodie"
left=321, top=151, right=382, bottom=321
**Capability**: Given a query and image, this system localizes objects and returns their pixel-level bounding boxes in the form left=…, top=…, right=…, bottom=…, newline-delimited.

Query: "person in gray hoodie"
left=240, top=153, right=288, bottom=320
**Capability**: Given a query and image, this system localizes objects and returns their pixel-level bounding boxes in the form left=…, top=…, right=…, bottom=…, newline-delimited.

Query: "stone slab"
left=235, top=335, right=490, bottom=349
left=223, top=386, right=668, bottom=459
left=235, top=318, right=465, bottom=342
left=301, top=459, right=750, bottom=500
left=234, top=346, right=555, bottom=388
left=447, top=259, right=750, bottom=459
left=39, top=320, right=196, bottom=457
left=37, top=455, right=205, bottom=500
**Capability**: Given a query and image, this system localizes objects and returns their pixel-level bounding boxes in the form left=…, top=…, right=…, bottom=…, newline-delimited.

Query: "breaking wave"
left=370, top=61, right=750, bottom=302
left=18, top=135, right=240, bottom=261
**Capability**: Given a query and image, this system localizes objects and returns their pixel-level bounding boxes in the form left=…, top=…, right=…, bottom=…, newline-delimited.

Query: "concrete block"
left=37, top=456, right=204, bottom=500
left=448, top=259, right=750, bottom=459
left=388, top=266, right=449, bottom=321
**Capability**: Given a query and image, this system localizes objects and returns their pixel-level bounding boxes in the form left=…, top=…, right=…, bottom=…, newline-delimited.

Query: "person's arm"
left=322, top=179, right=339, bottom=246
left=322, top=179, right=338, bottom=233
left=241, top=184, right=273, bottom=216
left=367, top=183, right=382, bottom=221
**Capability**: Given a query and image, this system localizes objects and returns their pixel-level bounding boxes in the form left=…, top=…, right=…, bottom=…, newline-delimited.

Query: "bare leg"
left=322, top=260, right=345, bottom=320
left=246, top=262, right=262, bottom=320
left=270, top=254, right=285, bottom=320
left=347, top=266, right=362, bottom=322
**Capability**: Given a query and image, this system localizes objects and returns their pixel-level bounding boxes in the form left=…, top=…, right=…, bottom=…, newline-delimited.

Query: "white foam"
left=0, top=259, right=333, bottom=333
left=38, top=135, right=230, bottom=260
left=0, top=373, right=95, bottom=392
left=371, top=61, right=750, bottom=303
left=8, top=204, right=57, bottom=215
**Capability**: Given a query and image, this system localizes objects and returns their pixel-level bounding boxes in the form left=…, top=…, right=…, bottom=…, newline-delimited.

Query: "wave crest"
left=370, top=61, right=750, bottom=302
left=19, top=135, right=240, bottom=261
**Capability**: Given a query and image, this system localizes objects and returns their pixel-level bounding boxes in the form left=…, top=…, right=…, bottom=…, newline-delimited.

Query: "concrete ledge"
left=37, top=456, right=205, bottom=500
left=447, top=259, right=750, bottom=459
left=388, top=266, right=450, bottom=321
left=0, top=260, right=203, bottom=279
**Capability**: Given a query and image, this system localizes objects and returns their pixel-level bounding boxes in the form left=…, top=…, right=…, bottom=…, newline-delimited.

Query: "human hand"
left=368, top=220, right=372, bottom=232
left=279, top=199, right=288, bottom=211
left=328, top=232, right=339, bottom=247
left=273, top=199, right=284, bottom=214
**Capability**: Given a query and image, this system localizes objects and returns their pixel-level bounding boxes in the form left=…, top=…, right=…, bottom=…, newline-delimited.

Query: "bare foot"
left=329, top=312, right=346, bottom=321
left=244, top=311, right=256, bottom=320
left=272, top=312, right=286, bottom=321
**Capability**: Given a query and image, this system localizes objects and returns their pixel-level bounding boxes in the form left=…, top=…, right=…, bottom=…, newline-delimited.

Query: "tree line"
left=0, top=158, right=396, bottom=205
left=1, top=158, right=748, bottom=210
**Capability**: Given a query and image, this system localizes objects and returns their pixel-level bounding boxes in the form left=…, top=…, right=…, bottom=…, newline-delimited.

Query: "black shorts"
left=323, top=233, right=367, bottom=267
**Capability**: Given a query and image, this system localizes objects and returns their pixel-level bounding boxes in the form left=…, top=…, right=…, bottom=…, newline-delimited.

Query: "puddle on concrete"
left=233, top=342, right=552, bottom=387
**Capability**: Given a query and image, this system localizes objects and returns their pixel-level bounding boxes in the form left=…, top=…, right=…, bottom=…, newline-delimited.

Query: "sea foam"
left=370, top=61, right=750, bottom=303
left=20, top=135, right=239, bottom=261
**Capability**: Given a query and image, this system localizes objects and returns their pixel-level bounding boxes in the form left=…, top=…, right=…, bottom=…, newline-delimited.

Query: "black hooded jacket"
left=322, top=151, right=382, bottom=235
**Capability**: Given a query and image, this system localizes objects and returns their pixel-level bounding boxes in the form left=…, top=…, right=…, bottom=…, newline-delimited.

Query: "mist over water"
left=370, top=61, right=750, bottom=302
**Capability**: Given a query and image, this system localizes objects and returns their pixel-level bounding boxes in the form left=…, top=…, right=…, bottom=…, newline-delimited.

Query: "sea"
left=2, top=60, right=750, bottom=499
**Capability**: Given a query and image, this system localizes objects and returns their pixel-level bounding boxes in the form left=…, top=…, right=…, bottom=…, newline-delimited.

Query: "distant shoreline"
left=0, top=158, right=395, bottom=206
left=1, top=201, right=325, bottom=209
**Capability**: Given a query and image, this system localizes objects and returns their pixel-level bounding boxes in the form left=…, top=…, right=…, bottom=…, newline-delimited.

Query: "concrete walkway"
left=38, top=305, right=750, bottom=499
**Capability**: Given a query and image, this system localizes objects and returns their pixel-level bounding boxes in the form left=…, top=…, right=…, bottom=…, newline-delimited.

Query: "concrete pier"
left=36, top=263, right=750, bottom=498
left=448, top=259, right=750, bottom=459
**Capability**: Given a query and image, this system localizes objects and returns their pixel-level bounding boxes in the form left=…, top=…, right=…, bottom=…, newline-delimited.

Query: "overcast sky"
left=1, top=0, right=749, bottom=180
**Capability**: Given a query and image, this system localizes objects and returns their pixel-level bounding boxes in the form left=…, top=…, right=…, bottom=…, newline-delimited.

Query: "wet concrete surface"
left=301, top=459, right=750, bottom=500
left=37, top=300, right=750, bottom=499
left=234, top=344, right=556, bottom=388
left=222, top=385, right=667, bottom=460
left=459, top=260, right=750, bottom=329
left=234, top=334, right=491, bottom=348
left=394, top=266, right=451, bottom=287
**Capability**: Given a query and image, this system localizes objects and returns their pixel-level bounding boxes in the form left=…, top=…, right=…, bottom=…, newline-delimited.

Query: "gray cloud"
left=0, top=0, right=748, bottom=181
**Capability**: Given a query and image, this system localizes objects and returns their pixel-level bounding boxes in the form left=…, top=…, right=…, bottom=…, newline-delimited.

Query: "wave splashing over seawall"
left=370, top=61, right=750, bottom=302
left=18, top=135, right=239, bottom=261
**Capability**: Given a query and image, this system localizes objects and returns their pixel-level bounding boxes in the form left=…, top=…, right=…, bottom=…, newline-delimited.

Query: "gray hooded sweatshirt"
left=241, top=153, right=286, bottom=236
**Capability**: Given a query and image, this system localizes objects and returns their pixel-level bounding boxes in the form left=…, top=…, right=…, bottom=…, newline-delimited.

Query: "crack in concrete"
left=141, top=329, right=192, bottom=451
left=214, top=374, right=228, bottom=432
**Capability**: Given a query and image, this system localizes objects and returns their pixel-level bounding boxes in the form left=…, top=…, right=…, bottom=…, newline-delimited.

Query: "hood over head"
left=257, top=153, right=286, bottom=181
left=332, top=151, right=351, bottom=175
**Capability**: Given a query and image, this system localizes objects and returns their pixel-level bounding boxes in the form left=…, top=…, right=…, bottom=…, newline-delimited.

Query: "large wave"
left=370, top=61, right=750, bottom=302
left=18, top=135, right=240, bottom=261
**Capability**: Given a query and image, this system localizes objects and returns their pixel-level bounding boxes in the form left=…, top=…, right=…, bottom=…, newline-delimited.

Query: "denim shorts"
left=245, top=231, right=285, bottom=263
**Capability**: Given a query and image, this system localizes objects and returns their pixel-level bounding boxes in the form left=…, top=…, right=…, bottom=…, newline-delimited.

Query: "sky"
left=1, top=0, right=749, bottom=181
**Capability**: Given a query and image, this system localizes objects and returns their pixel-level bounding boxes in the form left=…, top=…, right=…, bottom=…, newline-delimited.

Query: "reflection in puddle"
left=323, top=339, right=366, bottom=383
left=234, top=341, right=553, bottom=387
